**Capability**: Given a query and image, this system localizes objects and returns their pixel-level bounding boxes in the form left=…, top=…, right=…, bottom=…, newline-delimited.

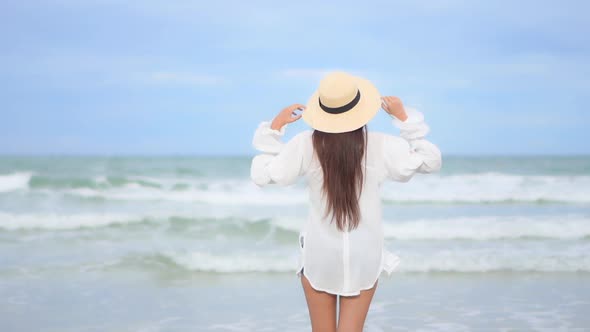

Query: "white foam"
left=0, top=210, right=302, bottom=232
left=62, top=181, right=308, bottom=205
left=270, top=214, right=590, bottom=240
left=382, top=215, right=590, bottom=240
left=270, top=216, right=304, bottom=233
left=164, top=250, right=296, bottom=273
left=2, top=208, right=588, bottom=243
left=398, top=244, right=590, bottom=273
left=381, top=173, right=590, bottom=203
left=270, top=215, right=590, bottom=241
left=48, top=173, right=590, bottom=204
left=0, top=212, right=145, bottom=230
left=0, top=172, right=32, bottom=192
left=161, top=244, right=590, bottom=273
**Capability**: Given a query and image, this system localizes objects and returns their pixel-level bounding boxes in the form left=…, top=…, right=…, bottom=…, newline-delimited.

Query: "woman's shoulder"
left=367, top=130, right=406, bottom=146
left=366, top=130, right=410, bottom=161
left=293, top=130, right=403, bottom=150
left=285, top=130, right=315, bottom=158
left=367, top=130, right=391, bottom=146
left=292, top=129, right=404, bottom=151
left=288, top=129, right=314, bottom=146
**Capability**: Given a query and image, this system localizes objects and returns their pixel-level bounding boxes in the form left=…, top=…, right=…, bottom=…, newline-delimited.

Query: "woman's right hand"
left=381, top=96, right=408, bottom=122
left=271, top=103, right=306, bottom=131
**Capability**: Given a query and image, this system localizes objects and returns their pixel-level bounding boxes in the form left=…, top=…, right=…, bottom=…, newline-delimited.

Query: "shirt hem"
left=295, top=246, right=402, bottom=297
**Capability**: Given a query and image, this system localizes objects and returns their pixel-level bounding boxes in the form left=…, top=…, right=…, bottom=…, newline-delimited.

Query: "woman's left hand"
left=271, top=104, right=306, bottom=130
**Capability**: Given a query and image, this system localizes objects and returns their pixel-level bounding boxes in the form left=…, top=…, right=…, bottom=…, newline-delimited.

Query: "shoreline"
left=1, top=269, right=589, bottom=331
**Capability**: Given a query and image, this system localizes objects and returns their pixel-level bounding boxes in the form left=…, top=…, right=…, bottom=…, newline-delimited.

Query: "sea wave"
left=0, top=172, right=33, bottom=192
left=6, top=243, right=590, bottom=275
left=0, top=212, right=147, bottom=230
left=3, top=171, right=590, bottom=204
left=2, top=212, right=589, bottom=242
left=15, top=173, right=589, bottom=204
left=0, top=211, right=300, bottom=233
left=395, top=245, right=590, bottom=273
left=158, top=251, right=296, bottom=273
left=29, top=175, right=165, bottom=190
left=382, top=215, right=590, bottom=240
left=381, top=172, right=590, bottom=204
left=147, top=245, right=590, bottom=273
left=60, top=185, right=308, bottom=205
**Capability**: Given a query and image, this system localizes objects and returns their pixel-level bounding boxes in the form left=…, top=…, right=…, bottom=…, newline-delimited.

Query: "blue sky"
left=0, top=0, right=588, bottom=155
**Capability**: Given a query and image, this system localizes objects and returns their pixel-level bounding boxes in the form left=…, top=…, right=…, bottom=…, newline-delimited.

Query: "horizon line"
left=1, top=153, right=589, bottom=158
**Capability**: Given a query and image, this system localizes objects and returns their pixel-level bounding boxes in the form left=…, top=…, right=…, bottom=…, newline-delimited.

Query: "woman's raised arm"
left=250, top=104, right=310, bottom=186
left=380, top=97, right=442, bottom=182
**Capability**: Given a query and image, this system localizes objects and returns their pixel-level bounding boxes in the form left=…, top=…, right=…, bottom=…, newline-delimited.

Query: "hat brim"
left=302, top=76, right=382, bottom=133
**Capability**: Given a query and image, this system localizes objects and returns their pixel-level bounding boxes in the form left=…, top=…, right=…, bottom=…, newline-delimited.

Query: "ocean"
left=1, top=155, right=589, bottom=331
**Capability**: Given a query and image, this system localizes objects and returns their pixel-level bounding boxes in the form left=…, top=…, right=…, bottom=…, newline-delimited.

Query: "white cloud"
left=148, top=71, right=227, bottom=86
left=0, top=51, right=229, bottom=88
left=278, top=69, right=333, bottom=80
left=276, top=68, right=375, bottom=81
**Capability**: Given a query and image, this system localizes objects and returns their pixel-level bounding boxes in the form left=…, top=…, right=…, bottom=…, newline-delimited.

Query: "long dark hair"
left=312, top=125, right=368, bottom=232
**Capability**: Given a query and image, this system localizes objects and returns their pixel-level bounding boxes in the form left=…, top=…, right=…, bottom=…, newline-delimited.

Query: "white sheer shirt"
left=250, top=107, right=442, bottom=296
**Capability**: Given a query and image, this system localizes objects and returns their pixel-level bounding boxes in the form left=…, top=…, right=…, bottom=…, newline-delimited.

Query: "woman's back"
left=251, top=105, right=442, bottom=296
left=251, top=72, right=441, bottom=330
left=299, top=130, right=392, bottom=295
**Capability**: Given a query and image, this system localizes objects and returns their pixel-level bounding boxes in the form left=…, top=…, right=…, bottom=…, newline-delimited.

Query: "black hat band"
left=319, top=90, right=361, bottom=114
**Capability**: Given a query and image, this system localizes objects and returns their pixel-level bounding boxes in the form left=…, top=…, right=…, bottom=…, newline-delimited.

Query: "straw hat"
left=302, top=71, right=382, bottom=133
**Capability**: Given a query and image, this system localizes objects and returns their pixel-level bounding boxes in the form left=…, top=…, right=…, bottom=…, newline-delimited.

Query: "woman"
left=250, top=71, right=442, bottom=331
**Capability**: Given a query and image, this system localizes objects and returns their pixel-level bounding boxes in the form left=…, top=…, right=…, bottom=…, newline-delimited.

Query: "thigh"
left=337, top=279, right=378, bottom=332
left=300, top=271, right=338, bottom=332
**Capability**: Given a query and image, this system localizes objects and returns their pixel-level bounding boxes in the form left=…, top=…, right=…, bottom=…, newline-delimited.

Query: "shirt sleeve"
left=250, top=120, right=308, bottom=187
left=382, top=106, right=442, bottom=182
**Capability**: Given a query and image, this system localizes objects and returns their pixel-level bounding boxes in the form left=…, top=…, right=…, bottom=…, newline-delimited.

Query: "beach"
left=1, top=155, right=589, bottom=331
left=2, top=269, right=589, bottom=331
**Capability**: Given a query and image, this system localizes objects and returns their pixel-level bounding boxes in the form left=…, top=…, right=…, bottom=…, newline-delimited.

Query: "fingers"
left=383, top=96, right=401, bottom=106
left=285, top=103, right=306, bottom=112
left=384, top=96, right=398, bottom=102
left=281, top=103, right=305, bottom=123
left=291, top=105, right=304, bottom=117
left=285, top=114, right=302, bottom=123
left=290, top=109, right=303, bottom=119
left=382, top=96, right=402, bottom=111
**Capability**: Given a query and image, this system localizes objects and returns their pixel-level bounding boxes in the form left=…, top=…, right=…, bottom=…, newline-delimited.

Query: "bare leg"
left=300, top=272, right=338, bottom=332
left=337, top=279, right=378, bottom=332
